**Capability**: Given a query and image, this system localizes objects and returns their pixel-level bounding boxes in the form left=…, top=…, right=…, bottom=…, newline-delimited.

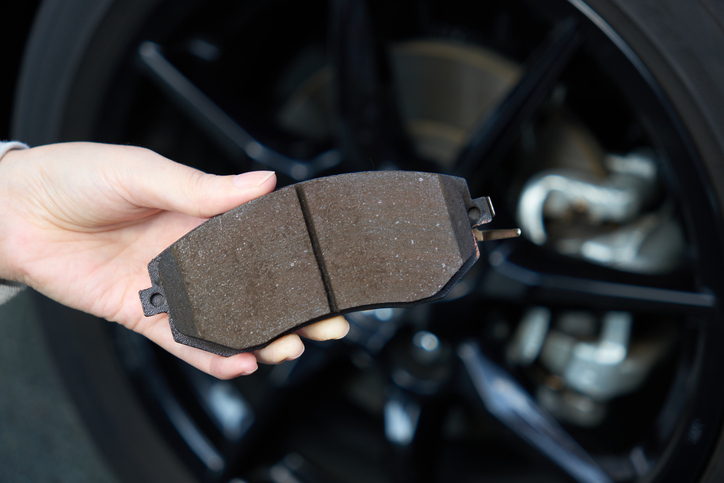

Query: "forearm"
left=0, top=141, right=29, bottom=304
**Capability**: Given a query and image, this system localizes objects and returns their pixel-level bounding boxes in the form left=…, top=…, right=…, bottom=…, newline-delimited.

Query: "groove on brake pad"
left=140, top=171, right=501, bottom=356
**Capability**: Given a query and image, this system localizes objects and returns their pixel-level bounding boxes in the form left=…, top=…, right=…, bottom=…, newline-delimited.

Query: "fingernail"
left=287, top=345, right=305, bottom=361
left=242, top=365, right=258, bottom=376
left=233, top=171, right=275, bottom=188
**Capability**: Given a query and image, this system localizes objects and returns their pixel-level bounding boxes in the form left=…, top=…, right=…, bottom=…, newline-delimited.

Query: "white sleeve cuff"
left=0, top=141, right=29, bottom=158
left=0, top=281, right=26, bottom=305
left=0, top=141, right=29, bottom=305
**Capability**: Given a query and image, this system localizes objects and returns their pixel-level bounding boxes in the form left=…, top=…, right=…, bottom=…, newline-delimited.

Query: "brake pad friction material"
left=140, top=171, right=491, bottom=355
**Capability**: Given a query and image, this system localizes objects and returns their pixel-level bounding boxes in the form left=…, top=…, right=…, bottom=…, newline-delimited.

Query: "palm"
left=23, top=210, right=201, bottom=326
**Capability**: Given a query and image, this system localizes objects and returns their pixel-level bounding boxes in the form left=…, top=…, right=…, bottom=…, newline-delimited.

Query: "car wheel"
left=13, top=0, right=724, bottom=482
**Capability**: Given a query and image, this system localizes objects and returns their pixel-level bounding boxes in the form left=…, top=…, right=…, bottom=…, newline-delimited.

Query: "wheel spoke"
left=137, top=41, right=339, bottom=179
left=383, top=387, right=444, bottom=483
left=481, top=248, right=716, bottom=314
left=453, top=19, right=582, bottom=180
left=328, top=0, right=417, bottom=169
left=458, top=341, right=612, bottom=483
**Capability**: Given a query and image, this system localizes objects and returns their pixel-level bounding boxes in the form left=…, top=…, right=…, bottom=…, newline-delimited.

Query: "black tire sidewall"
left=581, top=1, right=724, bottom=480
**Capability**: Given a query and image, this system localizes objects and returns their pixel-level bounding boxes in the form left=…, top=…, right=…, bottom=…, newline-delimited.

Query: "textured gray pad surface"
left=140, top=171, right=492, bottom=355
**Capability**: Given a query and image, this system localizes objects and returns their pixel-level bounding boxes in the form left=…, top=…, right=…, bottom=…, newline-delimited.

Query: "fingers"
left=252, top=317, right=349, bottom=365
left=6, top=143, right=277, bottom=221
left=254, top=333, right=305, bottom=364
left=253, top=316, right=350, bottom=365
left=135, top=311, right=349, bottom=381
left=139, top=315, right=259, bottom=380
left=115, top=146, right=277, bottom=218
left=296, top=315, right=350, bottom=341
left=138, top=315, right=350, bottom=378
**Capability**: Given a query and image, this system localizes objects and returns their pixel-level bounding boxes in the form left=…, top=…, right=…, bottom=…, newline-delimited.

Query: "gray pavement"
left=0, top=290, right=119, bottom=483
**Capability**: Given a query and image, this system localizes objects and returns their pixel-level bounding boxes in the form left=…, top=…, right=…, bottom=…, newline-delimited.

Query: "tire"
left=13, top=0, right=724, bottom=482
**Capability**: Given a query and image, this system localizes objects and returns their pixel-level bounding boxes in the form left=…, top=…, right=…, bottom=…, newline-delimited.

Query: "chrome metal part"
left=506, top=306, right=551, bottom=365
left=518, top=152, right=657, bottom=245
left=516, top=150, right=684, bottom=274
left=508, top=308, right=675, bottom=427
left=556, top=205, right=684, bottom=274
left=539, top=311, right=669, bottom=402
left=559, top=311, right=633, bottom=399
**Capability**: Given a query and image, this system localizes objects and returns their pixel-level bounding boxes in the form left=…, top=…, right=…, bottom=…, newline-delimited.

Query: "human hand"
left=0, top=142, right=349, bottom=379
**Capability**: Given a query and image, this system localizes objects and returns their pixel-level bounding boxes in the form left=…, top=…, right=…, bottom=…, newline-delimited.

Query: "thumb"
left=119, top=148, right=276, bottom=217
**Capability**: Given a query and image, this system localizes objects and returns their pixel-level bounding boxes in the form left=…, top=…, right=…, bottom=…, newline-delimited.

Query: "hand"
left=0, top=142, right=349, bottom=379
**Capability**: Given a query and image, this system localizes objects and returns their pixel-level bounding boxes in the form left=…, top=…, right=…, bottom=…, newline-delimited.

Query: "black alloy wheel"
left=13, top=0, right=724, bottom=482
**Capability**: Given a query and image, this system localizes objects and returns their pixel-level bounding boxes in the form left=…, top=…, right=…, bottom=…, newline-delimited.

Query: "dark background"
left=1, top=1, right=42, bottom=139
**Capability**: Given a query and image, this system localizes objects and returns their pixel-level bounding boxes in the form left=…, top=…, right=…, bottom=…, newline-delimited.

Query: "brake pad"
left=140, top=171, right=496, bottom=356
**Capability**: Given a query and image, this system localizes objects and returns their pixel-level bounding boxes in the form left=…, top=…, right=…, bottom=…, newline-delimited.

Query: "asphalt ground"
left=0, top=289, right=119, bottom=482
